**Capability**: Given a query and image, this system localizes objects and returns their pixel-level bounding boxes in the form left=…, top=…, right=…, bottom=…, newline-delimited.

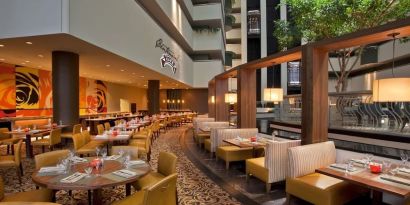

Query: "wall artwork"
left=0, top=64, right=16, bottom=117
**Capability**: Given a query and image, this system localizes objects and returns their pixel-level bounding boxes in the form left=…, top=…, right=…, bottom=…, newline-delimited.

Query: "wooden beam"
left=239, top=47, right=302, bottom=70
left=208, top=79, right=216, bottom=118
left=301, top=45, right=329, bottom=145
left=237, top=68, right=256, bottom=128
left=215, top=77, right=229, bottom=121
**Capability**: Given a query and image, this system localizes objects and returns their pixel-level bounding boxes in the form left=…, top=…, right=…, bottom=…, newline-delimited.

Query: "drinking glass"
left=84, top=167, right=93, bottom=177
left=123, top=154, right=131, bottom=169
left=68, top=149, right=75, bottom=159
left=101, top=149, right=107, bottom=159
left=365, top=153, right=374, bottom=169
left=345, top=160, right=353, bottom=175
left=382, top=160, right=392, bottom=174
left=389, top=167, right=398, bottom=176
left=118, top=149, right=125, bottom=157
left=95, top=147, right=101, bottom=158
left=400, top=153, right=408, bottom=168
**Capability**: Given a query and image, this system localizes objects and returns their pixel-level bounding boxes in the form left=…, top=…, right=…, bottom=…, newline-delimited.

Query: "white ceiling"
left=0, top=33, right=191, bottom=89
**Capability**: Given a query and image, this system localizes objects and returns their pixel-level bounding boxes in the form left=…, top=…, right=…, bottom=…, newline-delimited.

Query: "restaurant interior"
left=0, top=1, right=409, bottom=205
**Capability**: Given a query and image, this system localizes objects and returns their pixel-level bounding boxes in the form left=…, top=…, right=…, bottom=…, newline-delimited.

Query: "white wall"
left=193, top=60, right=223, bottom=87
left=193, top=3, right=223, bottom=22
left=193, top=30, right=224, bottom=51
left=0, top=0, right=64, bottom=39
left=226, top=28, right=241, bottom=39
left=226, top=44, right=241, bottom=54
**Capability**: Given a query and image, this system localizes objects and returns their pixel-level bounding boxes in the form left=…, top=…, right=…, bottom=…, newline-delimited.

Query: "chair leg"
left=265, top=183, right=271, bottom=193
left=19, top=164, right=24, bottom=175
left=225, top=161, right=229, bottom=170
left=16, top=167, right=22, bottom=185
left=6, top=145, right=10, bottom=155
left=42, top=145, right=45, bottom=153
left=286, top=193, right=291, bottom=205
left=11, top=144, right=15, bottom=155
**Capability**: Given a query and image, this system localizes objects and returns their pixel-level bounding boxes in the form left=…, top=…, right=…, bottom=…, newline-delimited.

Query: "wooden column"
left=237, top=68, right=256, bottom=128
left=215, top=77, right=229, bottom=121
left=208, top=80, right=216, bottom=118
left=147, top=80, right=160, bottom=115
left=301, top=45, right=329, bottom=145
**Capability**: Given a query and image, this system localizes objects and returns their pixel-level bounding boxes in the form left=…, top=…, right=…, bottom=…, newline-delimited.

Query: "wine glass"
left=400, top=153, right=408, bottom=168
left=382, top=160, right=392, bottom=174
left=344, top=159, right=353, bottom=175
left=84, top=166, right=93, bottom=177
left=101, top=149, right=107, bottom=159
left=95, top=147, right=101, bottom=158
left=123, top=154, right=131, bottom=169
left=118, top=149, right=125, bottom=157
left=365, top=153, right=374, bottom=169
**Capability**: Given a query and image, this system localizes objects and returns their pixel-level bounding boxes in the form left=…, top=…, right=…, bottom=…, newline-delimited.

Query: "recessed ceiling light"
left=25, top=60, right=30, bottom=63
left=21, top=62, right=26, bottom=65
left=0, top=44, right=4, bottom=47
left=106, top=64, right=110, bottom=67
left=120, top=69, right=125, bottom=72
left=0, top=58, right=4, bottom=61
left=132, top=73, right=136, bottom=75
left=25, top=41, right=33, bottom=45
left=37, top=66, right=42, bottom=68
left=140, top=76, right=144, bottom=78
left=172, top=88, right=175, bottom=89
left=143, top=85, right=147, bottom=87
left=38, top=54, right=44, bottom=58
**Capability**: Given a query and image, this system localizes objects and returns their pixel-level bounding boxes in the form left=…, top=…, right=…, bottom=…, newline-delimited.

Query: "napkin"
left=39, top=166, right=65, bottom=173
left=380, top=174, right=410, bottom=186
left=95, top=135, right=108, bottom=139
left=398, top=167, right=410, bottom=174
left=330, top=164, right=357, bottom=172
left=112, top=169, right=137, bottom=178
left=105, top=155, right=121, bottom=160
left=70, top=156, right=88, bottom=164
left=60, top=172, right=87, bottom=183
left=127, top=160, right=145, bottom=166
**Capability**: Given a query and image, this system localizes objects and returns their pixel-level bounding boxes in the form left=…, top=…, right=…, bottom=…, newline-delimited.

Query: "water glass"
left=118, top=149, right=125, bottom=157
left=101, top=149, right=107, bottom=159
left=123, top=154, right=131, bottom=168
left=400, top=153, right=408, bottom=168
left=95, top=147, right=101, bottom=157
left=382, top=160, right=392, bottom=174
left=84, top=167, right=93, bottom=177
left=345, top=160, right=353, bottom=175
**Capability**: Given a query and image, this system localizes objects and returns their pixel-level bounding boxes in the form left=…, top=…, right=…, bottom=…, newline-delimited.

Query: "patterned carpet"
left=0, top=125, right=240, bottom=205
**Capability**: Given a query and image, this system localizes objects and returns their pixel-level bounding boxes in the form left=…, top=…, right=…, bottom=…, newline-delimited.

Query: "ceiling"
left=0, top=33, right=191, bottom=89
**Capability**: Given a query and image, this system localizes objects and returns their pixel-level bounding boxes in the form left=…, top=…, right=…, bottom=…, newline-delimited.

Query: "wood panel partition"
left=237, top=68, right=256, bottom=128
left=215, top=77, right=229, bottom=121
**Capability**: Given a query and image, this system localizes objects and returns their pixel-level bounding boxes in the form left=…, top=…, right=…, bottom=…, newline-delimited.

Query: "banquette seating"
left=286, top=141, right=367, bottom=205
left=196, top=121, right=230, bottom=148
left=246, top=137, right=301, bottom=193
left=192, top=117, right=214, bottom=142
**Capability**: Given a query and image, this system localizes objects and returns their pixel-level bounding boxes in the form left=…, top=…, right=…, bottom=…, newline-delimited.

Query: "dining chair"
left=0, top=140, right=23, bottom=184
left=133, top=151, right=177, bottom=191
left=130, top=129, right=152, bottom=161
left=0, top=176, right=53, bottom=202
left=34, top=150, right=70, bottom=170
left=113, top=173, right=177, bottom=205
left=61, top=124, right=82, bottom=142
left=111, top=146, right=139, bottom=160
left=104, top=122, right=111, bottom=131
left=97, top=124, right=105, bottom=135
left=0, top=127, right=20, bottom=155
left=32, top=129, right=62, bottom=153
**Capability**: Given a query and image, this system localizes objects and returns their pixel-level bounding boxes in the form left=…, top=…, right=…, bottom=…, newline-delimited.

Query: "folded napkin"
left=127, top=160, right=145, bottom=166
left=70, top=156, right=88, bottom=164
left=95, top=135, right=108, bottom=139
left=39, top=166, right=65, bottom=173
left=116, top=135, right=129, bottom=139
left=60, top=172, right=87, bottom=183
left=330, top=164, right=357, bottom=172
left=350, top=159, right=366, bottom=164
left=380, top=174, right=410, bottom=186
left=105, top=155, right=121, bottom=160
left=112, top=169, right=137, bottom=178
left=398, top=167, right=410, bottom=174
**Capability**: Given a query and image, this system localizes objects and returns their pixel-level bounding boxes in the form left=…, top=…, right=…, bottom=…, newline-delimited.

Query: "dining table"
left=32, top=156, right=151, bottom=205
left=316, top=162, right=410, bottom=205
left=223, top=138, right=266, bottom=157
left=5, top=124, right=68, bottom=158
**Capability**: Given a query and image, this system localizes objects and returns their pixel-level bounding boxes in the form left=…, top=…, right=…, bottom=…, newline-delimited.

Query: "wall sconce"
left=177, top=99, right=180, bottom=104
left=162, top=100, right=166, bottom=103
left=182, top=100, right=185, bottom=104
left=172, top=100, right=175, bottom=103
left=224, top=92, right=237, bottom=104
left=211, top=96, right=215, bottom=104
left=167, top=99, right=170, bottom=103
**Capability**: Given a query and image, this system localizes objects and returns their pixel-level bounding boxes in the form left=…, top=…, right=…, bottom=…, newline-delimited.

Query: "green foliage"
left=225, top=15, right=236, bottom=26
left=275, top=0, right=410, bottom=50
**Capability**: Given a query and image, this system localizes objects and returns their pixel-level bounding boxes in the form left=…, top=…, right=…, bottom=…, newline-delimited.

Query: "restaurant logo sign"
left=155, top=39, right=178, bottom=74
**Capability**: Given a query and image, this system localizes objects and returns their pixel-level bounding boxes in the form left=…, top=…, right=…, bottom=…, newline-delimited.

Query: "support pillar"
left=215, top=77, right=229, bottom=121
left=301, top=45, right=328, bottom=144
left=237, top=68, right=256, bottom=128
left=148, top=80, right=160, bottom=115
left=52, top=51, right=79, bottom=126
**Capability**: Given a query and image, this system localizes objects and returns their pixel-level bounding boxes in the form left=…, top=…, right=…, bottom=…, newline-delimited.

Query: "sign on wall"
left=155, top=39, right=178, bottom=74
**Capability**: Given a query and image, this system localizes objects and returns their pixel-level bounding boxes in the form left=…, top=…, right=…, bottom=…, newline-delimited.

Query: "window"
left=287, top=61, right=301, bottom=86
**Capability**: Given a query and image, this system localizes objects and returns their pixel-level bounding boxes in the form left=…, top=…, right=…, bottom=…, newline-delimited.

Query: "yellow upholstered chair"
left=215, top=128, right=258, bottom=169
left=133, top=152, right=177, bottom=191
left=130, top=129, right=152, bottom=161
left=111, top=146, right=139, bottom=160
left=0, top=202, right=61, bottom=205
left=97, top=124, right=105, bottom=135
left=0, top=176, right=53, bottom=203
left=72, top=132, right=105, bottom=156
left=159, top=118, right=169, bottom=132
left=133, top=124, right=153, bottom=139
left=34, top=150, right=69, bottom=170
left=0, top=140, right=23, bottom=184
left=246, top=138, right=301, bottom=193
left=60, top=124, right=81, bottom=141
left=104, top=122, right=111, bottom=131
left=0, top=128, right=20, bottom=155
left=286, top=141, right=367, bottom=205
left=32, top=129, right=62, bottom=153
left=113, top=173, right=177, bottom=205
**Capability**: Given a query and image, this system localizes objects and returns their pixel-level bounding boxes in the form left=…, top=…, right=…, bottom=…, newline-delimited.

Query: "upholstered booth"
left=192, top=117, right=214, bottom=143
left=286, top=141, right=367, bottom=205
left=196, top=121, right=229, bottom=148
left=246, top=138, right=301, bottom=193
left=215, top=128, right=259, bottom=169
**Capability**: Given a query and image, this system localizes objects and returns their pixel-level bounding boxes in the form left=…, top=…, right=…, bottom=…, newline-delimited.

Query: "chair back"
left=0, top=176, right=4, bottom=201
left=287, top=141, right=336, bottom=178
left=104, top=122, right=111, bottom=131
left=97, top=124, right=105, bottom=135
left=157, top=152, right=177, bottom=176
left=35, top=150, right=69, bottom=169
left=0, top=127, right=10, bottom=140
left=264, top=139, right=301, bottom=183
left=211, top=128, right=258, bottom=152
left=49, top=129, right=62, bottom=145
left=72, top=124, right=82, bottom=135
left=81, top=130, right=91, bottom=143
left=72, top=133, right=85, bottom=151
left=13, top=140, right=23, bottom=166
left=143, top=173, right=177, bottom=205
left=111, top=146, right=139, bottom=160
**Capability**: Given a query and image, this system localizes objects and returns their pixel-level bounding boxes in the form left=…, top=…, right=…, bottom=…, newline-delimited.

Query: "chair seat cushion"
left=286, top=173, right=367, bottom=205
left=0, top=155, right=16, bottom=167
left=31, top=139, right=50, bottom=146
left=112, top=189, right=145, bottom=205
left=216, top=146, right=253, bottom=162
left=2, top=188, right=53, bottom=202
left=246, top=157, right=268, bottom=183
left=60, top=132, right=73, bottom=139
left=132, top=172, right=165, bottom=191
left=0, top=138, right=20, bottom=145
left=204, top=139, right=211, bottom=152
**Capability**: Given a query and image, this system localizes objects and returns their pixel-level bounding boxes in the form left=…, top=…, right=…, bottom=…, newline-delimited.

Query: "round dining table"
left=32, top=158, right=151, bottom=205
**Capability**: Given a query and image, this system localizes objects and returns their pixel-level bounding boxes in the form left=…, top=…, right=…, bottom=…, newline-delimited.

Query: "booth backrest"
left=287, top=141, right=336, bottom=178
left=211, top=128, right=258, bottom=152
left=198, top=121, right=229, bottom=132
left=265, top=139, right=301, bottom=182
left=14, top=119, right=49, bottom=128
left=193, top=117, right=214, bottom=134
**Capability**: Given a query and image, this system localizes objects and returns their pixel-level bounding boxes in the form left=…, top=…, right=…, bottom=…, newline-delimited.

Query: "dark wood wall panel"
left=181, top=89, right=208, bottom=114
left=215, top=78, right=229, bottom=121
left=147, top=80, right=160, bottom=115
left=238, top=68, right=256, bottom=128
